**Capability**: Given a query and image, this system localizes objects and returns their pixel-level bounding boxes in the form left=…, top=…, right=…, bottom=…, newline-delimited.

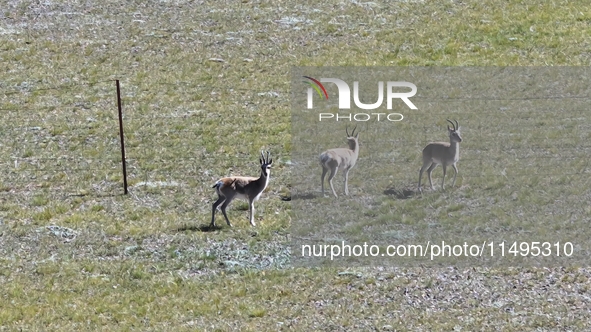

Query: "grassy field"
left=1, top=0, right=591, bottom=330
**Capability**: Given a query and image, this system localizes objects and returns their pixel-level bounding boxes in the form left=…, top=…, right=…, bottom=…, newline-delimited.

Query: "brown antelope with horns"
left=211, top=151, right=273, bottom=227
left=320, top=125, right=360, bottom=198
left=418, top=119, right=462, bottom=192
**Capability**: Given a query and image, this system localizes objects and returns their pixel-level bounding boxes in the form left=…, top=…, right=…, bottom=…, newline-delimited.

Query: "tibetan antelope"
left=418, top=119, right=462, bottom=192
left=211, top=151, right=273, bottom=227
left=320, top=125, right=360, bottom=198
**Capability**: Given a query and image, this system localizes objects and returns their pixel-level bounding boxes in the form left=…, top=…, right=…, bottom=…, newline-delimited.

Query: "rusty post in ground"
left=116, top=79, right=128, bottom=195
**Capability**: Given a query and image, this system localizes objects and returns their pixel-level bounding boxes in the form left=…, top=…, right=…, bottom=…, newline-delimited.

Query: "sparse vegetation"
left=1, top=0, right=591, bottom=330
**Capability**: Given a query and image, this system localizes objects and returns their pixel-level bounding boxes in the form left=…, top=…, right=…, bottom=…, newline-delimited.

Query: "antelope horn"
left=446, top=119, right=456, bottom=130
left=454, top=119, right=459, bottom=130
left=351, top=124, right=358, bottom=136
left=345, top=125, right=350, bottom=137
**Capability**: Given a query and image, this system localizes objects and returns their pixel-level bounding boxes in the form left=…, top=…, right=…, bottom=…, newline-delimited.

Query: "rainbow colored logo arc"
left=302, top=76, right=328, bottom=100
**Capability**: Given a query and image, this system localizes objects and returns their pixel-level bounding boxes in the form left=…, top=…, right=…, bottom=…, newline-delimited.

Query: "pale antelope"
left=418, top=119, right=462, bottom=192
left=211, top=151, right=273, bottom=227
left=320, top=125, right=360, bottom=198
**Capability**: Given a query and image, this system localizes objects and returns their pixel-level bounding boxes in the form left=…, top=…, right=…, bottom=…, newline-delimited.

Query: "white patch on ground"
left=134, top=181, right=181, bottom=188
left=148, top=109, right=204, bottom=118
left=42, top=225, right=78, bottom=241
left=257, top=91, right=280, bottom=97
left=0, top=27, right=20, bottom=35
left=274, top=16, right=313, bottom=29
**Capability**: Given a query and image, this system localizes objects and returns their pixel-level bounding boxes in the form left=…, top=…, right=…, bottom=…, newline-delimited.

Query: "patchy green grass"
left=1, top=0, right=591, bottom=330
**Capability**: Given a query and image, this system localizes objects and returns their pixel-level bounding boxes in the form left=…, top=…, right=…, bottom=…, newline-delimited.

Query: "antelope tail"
left=319, top=152, right=331, bottom=166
